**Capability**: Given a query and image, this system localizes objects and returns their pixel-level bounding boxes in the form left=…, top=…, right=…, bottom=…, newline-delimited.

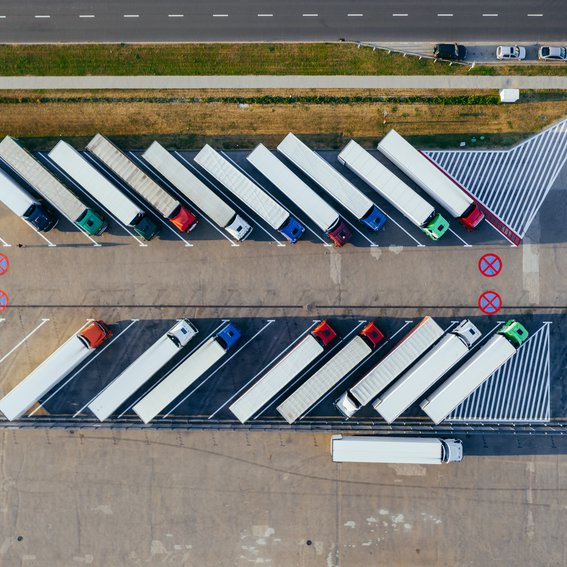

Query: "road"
left=0, top=0, right=563, bottom=42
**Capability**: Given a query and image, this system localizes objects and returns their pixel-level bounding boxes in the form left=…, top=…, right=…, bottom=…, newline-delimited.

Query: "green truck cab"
left=77, top=209, right=108, bottom=236
left=421, top=212, right=450, bottom=240
left=498, top=320, right=529, bottom=349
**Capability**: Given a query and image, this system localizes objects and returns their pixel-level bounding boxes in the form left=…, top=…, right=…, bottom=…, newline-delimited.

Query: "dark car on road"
left=433, top=43, right=467, bottom=61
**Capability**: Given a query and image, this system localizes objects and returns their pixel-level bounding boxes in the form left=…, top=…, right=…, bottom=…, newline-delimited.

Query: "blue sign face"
left=479, top=253, right=502, bottom=277
left=0, top=254, right=7, bottom=275
left=0, top=290, right=7, bottom=311
left=478, top=291, right=502, bottom=315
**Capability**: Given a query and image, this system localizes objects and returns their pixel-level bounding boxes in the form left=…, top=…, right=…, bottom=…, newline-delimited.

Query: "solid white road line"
left=0, top=319, right=50, bottom=365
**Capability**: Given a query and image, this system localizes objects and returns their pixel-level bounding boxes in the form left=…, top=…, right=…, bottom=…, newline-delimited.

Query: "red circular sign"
left=478, top=290, right=502, bottom=315
left=0, top=254, right=8, bottom=276
left=478, top=253, right=502, bottom=277
left=0, top=290, right=8, bottom=312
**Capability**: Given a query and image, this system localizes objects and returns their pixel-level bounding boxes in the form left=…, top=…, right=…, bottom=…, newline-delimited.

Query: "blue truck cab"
left=216, top=324, right=241, bottom=351
left=278, top=216, right=305, bottom=244
left=361, top=206, right=387, bottom=232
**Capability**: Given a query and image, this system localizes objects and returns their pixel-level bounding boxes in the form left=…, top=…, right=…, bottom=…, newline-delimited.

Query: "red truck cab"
left=359, top=322, right=385, bottom=348
left=79, top=320, right=113, bottom=349
left=170, top=205, right=198, bottom=233
left=328, top=220, right=352, bottom=247
left=459, top=203, right=485, bottom=230
left=312, top=320, right=338, bottom=347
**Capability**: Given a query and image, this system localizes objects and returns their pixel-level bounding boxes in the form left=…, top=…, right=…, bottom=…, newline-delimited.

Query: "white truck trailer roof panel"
left=0, top=136, right=85, bottom=220
left=247, top=144, right=339, bottom=232
left=338, top=140, right=434, bottom=227
left=142, top=141, right=235, bottom=228
left=230, top=335, right=324, bottom=423
left=87, top=134, right=179, bottom=218
left=277, top=335, right=371, bottom=424
left=378, top=129, right=472, bottom=218
left=351, top=317, right=444, bottom=406
left=0, top=335, right=90, bottom=421
left=420, top=334, right=516, bottom=424
left=278, top=133, right=373, bottom=219
left=48, top=141, right=143, bottom=225
left=133, top=337, right=226, bottom=424
left=195, top=144, right=289, bottom=230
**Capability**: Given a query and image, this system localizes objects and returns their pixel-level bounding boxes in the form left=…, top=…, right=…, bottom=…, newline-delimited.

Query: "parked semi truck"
left=377, top=129, right=484, bottom=230
left=374, top=320, right=482, bottom=424
left=0, top=168, right=58, bottom=232
left=247, top=144, right=352, bottom=246
left=0, top=136, right=107, bottom=236
left=335, top=317, right=444, bottom=418
left=194, top=144, right=305, bottom=243
left=420, top=320, right=529, bottom=425
left=277, top=133, right=387, bottom=231
left=142, top=141, right=252, bottom=241
left=133, top=324, right=241, bottom=424
left=277, top=322, right=384, bottom=424
left=88, top=319, right=198, bottom=422
left=86, top=134, right=198, bottom=233
left=0, top=321, right=112, bottom=421
left=230, top=321, right=337, bottom=423
left=48, top=141, right=160, bottom=241
left=338, top=140, right=449, bottom=240
left=331, top=435, right=463, bottom=464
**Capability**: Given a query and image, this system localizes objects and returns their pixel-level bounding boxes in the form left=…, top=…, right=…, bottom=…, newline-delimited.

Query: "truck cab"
left=440, top=439, right=463, bottom=463
left=335, top=391, right=361, bottom=417
left=167, top=319, right=199, bottom=348
left=459, top=203, right=485, bottom=230
left=360, top=322, right=385, bottom=348
left=498, top=320, right=529, bottom=348
left=216, top=324, right=242, bottom=350
left=26, top=202, right=59, bottom=232
left=422, top=212, right=449, bottom=240
left=361, top=206, right=387, bottom=232
left=226, top=215, right=253, bottom=241
left=452, top=320, right=481, bottom=348
left=312, top=320, right=338, bottom=347
left=328, top=220, right=352, bottom=247
left=133, top=215, right=160, bottom=240
left=77, top=209, right=108, bottom=236
left=279, top=216, right=305, bottom=244
left=170, top=205, right=198, bottom=233
left=78, top=320, right=113, bottom=349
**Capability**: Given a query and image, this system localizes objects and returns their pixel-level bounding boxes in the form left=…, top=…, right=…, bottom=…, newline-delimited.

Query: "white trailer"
left=229, top=321, right=336, bottom=423
left=331, top=435, right=463, bottom=464
left=133, top=324, right=241, bottom=424
left=48, top=141, right=160, bottom=240
left=377, top=129, right=484, bottom=229
left=335, top=317, right=444, bottom=417
left=374, top=320, right=482, bottom=423
left=88, top=320, right=198, bottom=421
left=141, top=141, right=252, bottom=240
left=0, top=321, right=112, bottom=421
left=338, top=140, right=449, bottom=240
left=277, top=133, right=387, bottom=231
left=194, top=144, right=305, bottom=243
left=420, top=320, right=528, bottom=424
left=247, top=144, right=352, bottom=246
left=276, top=322, right=384, bottom=424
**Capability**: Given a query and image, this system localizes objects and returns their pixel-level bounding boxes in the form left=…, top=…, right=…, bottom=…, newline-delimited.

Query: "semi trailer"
left=194, top=144, right=305, bottom=243
left=0, top=136, right=107, bottom=236
left=86, top=134, right=198, bottom=233
left=374, top=320, right=482, bottom=424
left=420, top=320, right=529, bottom=424
left=247, top=144, right=352, bottom=246
left=229, top=321, right=337, bottom=423
left=338, top=140, right=449, bottom=240
left=48, top=141, right=160, bottom=241
left=0, top=321, right=112, bottom=421
left=88, top=319, right=198, bottom=421
left=277, top=133, right=387, bottom=231
left=141, top=141, right=252, bottom=241
left=335, top=317, right=445, bottom=418
left=377, top=129, right=484, bottom=230
left=133, top=324, right=241, bottom=424
left=277, top=322, right=384, bottom=424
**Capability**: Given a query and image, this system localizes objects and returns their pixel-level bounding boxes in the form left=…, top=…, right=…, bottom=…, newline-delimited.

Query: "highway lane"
left=0, top=1, right=563, bottom=42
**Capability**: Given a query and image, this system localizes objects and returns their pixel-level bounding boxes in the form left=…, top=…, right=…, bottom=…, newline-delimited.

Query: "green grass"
left=0, top=43, right=565, bottom=76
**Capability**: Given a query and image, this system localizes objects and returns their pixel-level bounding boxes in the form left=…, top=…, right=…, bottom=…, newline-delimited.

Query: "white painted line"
left=79, top=15, right=95, bottom=18
left=34, top=15, right=51, bottom=19
left=0, top=319, right=50, bottom=365
left=392, top=14, right=408, bottom=17
left=213, top=14, right=229, bottom=17
left=257, top=14, right=273, bottom=17
left=0, top=236, right=11, bottom=247
left=437, top=13, right=453, bottom=17
left=168, top=14, right=184, bottom=18
left=123, top=15, right=140, bottom=18
left=303, top=14, right=319, bottom=17
left=527, top=14, right=543, bottom=17
left=23, top=219, right=56, bottom=247
left=482, top=13, right=499, bottom=17
left=347, top=14, right=364, bottom=17
left=0, top=16, right=7, bottom=19
left=448, top=227, right=472, bottom=247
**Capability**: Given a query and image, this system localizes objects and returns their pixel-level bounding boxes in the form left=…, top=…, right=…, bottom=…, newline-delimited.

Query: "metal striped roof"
left=447, top=322, right=551, bottom=422
left=424, top=119, right=567, bottom=240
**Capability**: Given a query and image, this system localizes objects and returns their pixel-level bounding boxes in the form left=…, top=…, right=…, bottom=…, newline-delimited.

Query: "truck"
left=88, top=319, right=198, bottom=422
left=194, top=144, right=305, bottom=243
left=374, top=320, right=482, bottom=424
left=247, top=144, right=352, bottom=246
left=0, top=136, right=107, bottom=236
left=335, top=317, right=445, bottom=418
left=48, top=141, right=160, bottom=241
left=86, top=134, right=198, bottom=233
left=141, top=141, right=252, bottom=241
left=229, top=320, right=337, bottom=423
left=277, top=322, right=384, bottom=424
left=331, top=435, right=463, bottom=464
left=277, top=133, right=387, bottom=231
left=420, top=320, right=529, bottom=425
left=0, top=168, right=58, bottom=232
left=377, top=129, right=484, bottom=230
left=337, top=140, right=449, bottom=240
left=133, top=324, right=241, bottom=424
left=0, top=321, right=112, bottom=421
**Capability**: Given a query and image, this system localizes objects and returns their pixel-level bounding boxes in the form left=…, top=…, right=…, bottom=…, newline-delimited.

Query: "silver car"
left=538, top=46, right=567, bottom=61
left=496, top=45, right=526, bottom=60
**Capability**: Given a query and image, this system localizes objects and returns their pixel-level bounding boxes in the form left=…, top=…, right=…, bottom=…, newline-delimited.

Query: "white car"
left=538, top=46, right=567, bottom=61
left=496, top=46, right=526, bottom=60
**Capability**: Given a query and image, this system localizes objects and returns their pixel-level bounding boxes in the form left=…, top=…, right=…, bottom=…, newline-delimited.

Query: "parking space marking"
left=0, top=235, right=10, bottom=247
left=25, top=220, right=56, bottom=246
left=448, top=227, right=471, bottom=247
left=0, top=318, right=50, bottom=365
left=208, top=320, right=321, bottom=420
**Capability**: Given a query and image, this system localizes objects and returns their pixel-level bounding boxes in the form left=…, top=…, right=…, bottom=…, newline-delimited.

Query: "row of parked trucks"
left=0, top=130, right=484, bottom=244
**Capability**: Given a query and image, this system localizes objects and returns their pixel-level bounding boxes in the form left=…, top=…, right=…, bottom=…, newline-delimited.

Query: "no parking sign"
left=478, top=253, right=502, bottom=278
left=478, top=291, right=502, bottom=315
left=0, top=254, right=8, bottom=276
